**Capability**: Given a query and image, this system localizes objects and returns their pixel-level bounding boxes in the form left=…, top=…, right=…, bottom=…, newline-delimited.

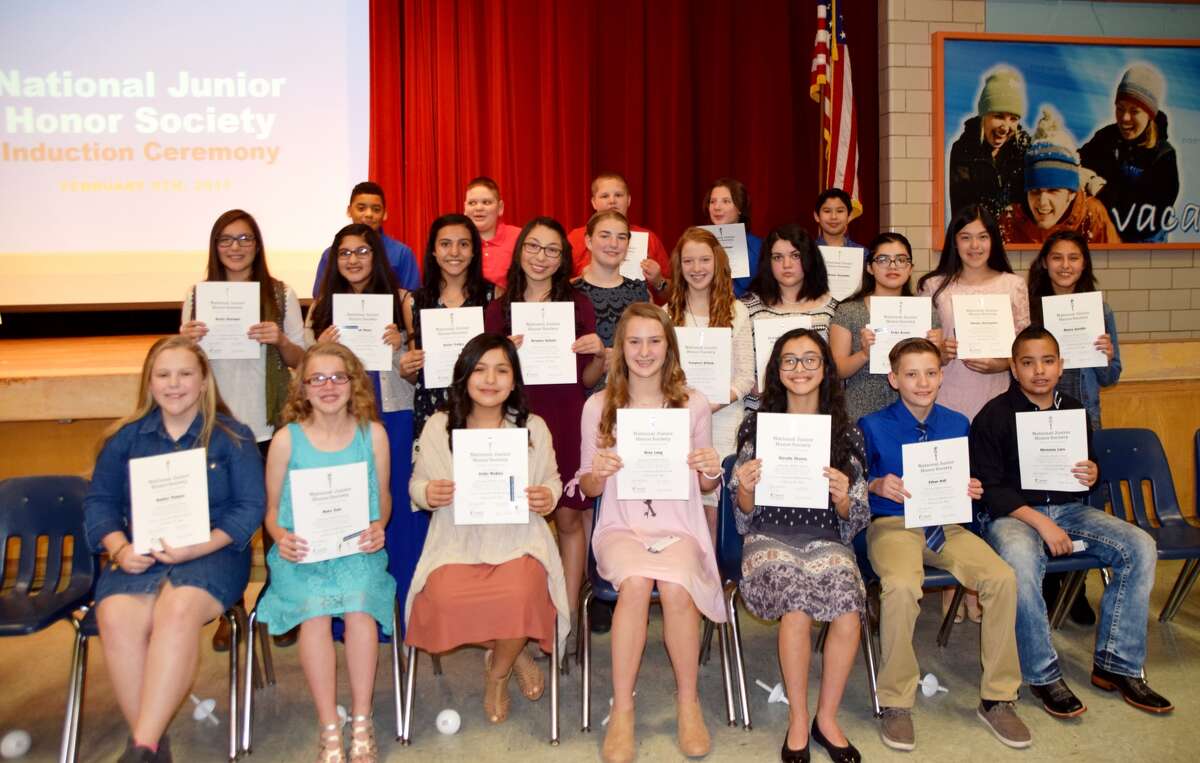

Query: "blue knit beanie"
left=1024, top=107, right=1080, bottom=191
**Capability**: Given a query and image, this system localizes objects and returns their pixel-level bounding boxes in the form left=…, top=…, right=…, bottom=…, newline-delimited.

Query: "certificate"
left=333, top=293, right=393, bottom=372
left=451, top=428, right=530, bottom=525
left=1042, top=292, right=1106, bottom=370
left=818, top=246, right=865, bottom=301
left=699, top=223, right=750, bottom=279
left=675, top=326, right=732, bottom=404
left=1016, top=409, right=1089, bottom=493
left=902, top=436, right=972, bottom=528
left=420, top=306, right=485, bottom=389
left=618, top=230, right=650, bottom=281
left=289, top=461, right=370, bottom=563
left=753, top=315, right=813, bottom=388
left=869, top=297, right=933, bottom=374
left=128, top=447, right=211, bottom=554
left=951, top=294, right=1016, bottom=359
left=754, top=412, right=831, bottom=509
left=616, top=408, right=691, bottom=500
left=195, top=281, right=260, bottom=360
left=511, top=302, right=576, bottom=385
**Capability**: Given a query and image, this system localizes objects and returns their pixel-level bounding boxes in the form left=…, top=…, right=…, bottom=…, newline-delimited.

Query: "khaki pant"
left=866, top=516, right=1021, bottom=707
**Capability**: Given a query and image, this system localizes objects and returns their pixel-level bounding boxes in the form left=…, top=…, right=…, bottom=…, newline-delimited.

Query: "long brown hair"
left=97, top=336, right=239, bottom=456
left=279, top=343, right=379, bottom=428
left=666, top=227, right=734, bottom=328
left=597, top=303, right=690, bottom=448
left=205, top=209, right=282, bottom=324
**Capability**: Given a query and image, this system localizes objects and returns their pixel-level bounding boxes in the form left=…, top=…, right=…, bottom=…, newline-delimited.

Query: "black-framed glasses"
left=304, top=373, right=351, bottom=386
left=336, top=246, right=373, bottom=260
left=522, top=241, right=564, bottom=259
left=872, top=254, right=913, bottom=268
left=217, top=234, right=256, bottom=249
left=780, top=354, right=822, bottom=371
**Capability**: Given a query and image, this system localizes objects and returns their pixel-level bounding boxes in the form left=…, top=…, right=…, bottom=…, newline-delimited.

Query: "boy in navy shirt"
left=312, top=181, right=420, bottom=297
left=860, top=338, right=1027, bottom=751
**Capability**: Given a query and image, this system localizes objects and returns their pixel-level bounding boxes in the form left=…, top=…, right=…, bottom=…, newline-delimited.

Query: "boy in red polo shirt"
left=464, top=176, right=521, bottom=289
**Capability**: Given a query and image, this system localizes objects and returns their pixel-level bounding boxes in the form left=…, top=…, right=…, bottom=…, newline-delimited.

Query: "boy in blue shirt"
left=860, top=338, right=1027, bottom=751
left=312, top=181, right=420, bottom=297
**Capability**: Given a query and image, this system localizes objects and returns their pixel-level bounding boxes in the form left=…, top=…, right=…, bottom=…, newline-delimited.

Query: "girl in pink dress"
left=576, top=303, right=726, bottom=763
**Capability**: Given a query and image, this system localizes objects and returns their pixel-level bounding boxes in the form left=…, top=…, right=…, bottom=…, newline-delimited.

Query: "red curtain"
left=370, top=0, right=878, bottom=259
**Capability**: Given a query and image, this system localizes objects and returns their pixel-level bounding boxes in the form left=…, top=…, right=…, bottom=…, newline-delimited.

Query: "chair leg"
left=1050, top=571, right=1087, bottom=630
left=717, top=622, right=737, bottom=727
left=401, top=646, right=417, bottom=745
left=581, top=588, right=593, bottom=732
left=257, top=620, right=276, bottom=686
left=225, top=610, right=240, bottom=762
left=859, top=613, right=881, bottom=718
left=727, top=586, right=752, bottom=731
left=814, top=621, right=830, bottom=654
left=240, top=609, right=257, bottom=755
left=699, top=618, right=715, bottom=665
left=936, top=584, right=965, bottom=648
left=58, top=621, right=87, bottom=763
left=392, top=605, right=404, bottom=742
left=1160, top=558, right=1200, bottom=622
left=431, top=654, right=443, bottom=676
left=575, top=581, right=591, bottom=667
left=550, top=619, right=560, bottom=745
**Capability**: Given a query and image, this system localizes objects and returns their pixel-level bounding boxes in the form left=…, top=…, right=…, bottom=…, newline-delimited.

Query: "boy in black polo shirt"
left=970, top=326, right=1170, bottom=717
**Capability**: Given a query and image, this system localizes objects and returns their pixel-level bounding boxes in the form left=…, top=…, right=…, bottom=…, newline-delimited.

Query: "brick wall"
left=877, top=0, right=1200, bottom=340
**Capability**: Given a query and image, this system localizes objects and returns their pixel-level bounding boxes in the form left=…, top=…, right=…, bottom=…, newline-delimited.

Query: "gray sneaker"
left=879, top=706, right=915, bottom=751
left=977, top=701, right=1032, bottom=749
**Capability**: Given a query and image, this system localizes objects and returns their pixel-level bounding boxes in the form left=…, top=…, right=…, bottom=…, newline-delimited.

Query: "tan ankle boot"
left=602, top=706, right=636, bottom=763
left=676, top=697, right=711, bottom=757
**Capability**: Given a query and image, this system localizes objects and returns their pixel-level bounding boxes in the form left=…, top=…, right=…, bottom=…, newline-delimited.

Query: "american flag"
left=810, top=0, right=861, bottom=217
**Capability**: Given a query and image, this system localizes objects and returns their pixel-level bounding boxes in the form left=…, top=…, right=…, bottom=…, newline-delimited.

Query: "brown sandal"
left=348, top=715, right=376, bottom=763
left=315, top=722, right=344, bottom=763
left=482, top=650, right=512, bottom=723
left=512, top=650, right=546, bottom=701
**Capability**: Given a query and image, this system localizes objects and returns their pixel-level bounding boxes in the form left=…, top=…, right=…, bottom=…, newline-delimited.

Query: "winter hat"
left=1025, top=107, right=1080, bottom=191
left=1116, top=63, right=1165, bottom=115
left=977, top=66, right=1026, bottom=118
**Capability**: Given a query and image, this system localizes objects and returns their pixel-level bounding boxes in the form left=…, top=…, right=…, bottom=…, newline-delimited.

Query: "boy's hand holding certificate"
left=1015, top=409, right=1089, bottom=492
left=452, top=428, right=530, bottom=524
left=129, top=448, right=212, bottom=554
left=289, top=461, right=371, bottom=563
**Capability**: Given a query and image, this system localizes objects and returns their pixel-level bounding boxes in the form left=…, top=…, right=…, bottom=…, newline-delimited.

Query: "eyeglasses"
left=522, top=241, right=564, bottom=259
left=780, top=354, right=823, bottom=371
left=304, top=373, right=351, bottom=386
left=337, top=246, right=373, bottom=260
left=871, top=254, right=913, bottom=268
left=217, top=234, right=256, bottom=249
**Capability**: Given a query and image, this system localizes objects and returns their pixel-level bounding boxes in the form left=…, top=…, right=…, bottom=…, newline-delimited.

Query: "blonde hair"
left=97, top=336, right=238, bottom=455
left=666, top=227, right=734, bottom=328
left=597, top=304, right=690, bottom=448
left=280, top=342, right=379, bottom=428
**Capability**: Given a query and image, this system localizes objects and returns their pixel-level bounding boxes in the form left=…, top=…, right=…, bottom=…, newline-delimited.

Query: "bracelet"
left=701, top=471, right=722, bottom=481
left=109, top=542, right=129, bottom=570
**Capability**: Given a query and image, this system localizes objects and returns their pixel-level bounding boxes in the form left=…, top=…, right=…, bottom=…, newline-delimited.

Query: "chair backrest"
left=0, top=475, right=96, bottom=606
left=714, top=455, right=743, bottom=583
left=1194, top=428, right=1199, bottom=517
left=1094, top=428, right=1183, bottom=528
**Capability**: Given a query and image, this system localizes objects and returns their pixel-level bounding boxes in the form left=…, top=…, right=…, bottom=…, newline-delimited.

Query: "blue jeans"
left=984, top=502, right=1156, bottom=684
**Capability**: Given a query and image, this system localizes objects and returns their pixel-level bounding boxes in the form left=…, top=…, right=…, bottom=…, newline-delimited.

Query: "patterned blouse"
left=411, top=285, right=495, bottom=439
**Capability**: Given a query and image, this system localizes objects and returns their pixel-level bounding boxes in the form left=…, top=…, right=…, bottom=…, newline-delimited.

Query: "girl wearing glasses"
left=573, top=210, right=650, bottom=395
left=308, top=224, right=423, bottom=648
left=407, top=334, right=568, bottom=726
left=730, top=328, right=869, bottom=763
left=665, top=227, right=755, bottom=537
left=257, top=343, right=394, bottom=762
left=180, top=208, right=306, bottom=650
left=85, top=336, right=265, bottom=762
left=486, top=217, right=606, bottom=642
left=830, top=232, right=944, bottom=423
left=399, top=214, right=496, bottom=440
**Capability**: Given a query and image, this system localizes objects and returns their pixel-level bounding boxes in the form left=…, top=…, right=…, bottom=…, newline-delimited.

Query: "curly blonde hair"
left=666, top=227, right=734, bottom=328
left=597, top=303, right=690, bottom=448
left=280, top=342, right=379, bottom=427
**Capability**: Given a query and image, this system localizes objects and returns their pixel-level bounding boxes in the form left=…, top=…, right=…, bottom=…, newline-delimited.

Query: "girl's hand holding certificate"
left=686, top=447, right=721, bottom=478
left=734, top=459, right=763, bottom=495
left=425, top=479, right=455, bottom=508
left=526, top=485, right=556, bottom=516
left=276, top=531, right=311, bottom=563
left=825, top=467, right=852, bottom=514
left=572, top=332, right=605, bottom=357
left=150, top=537, right=214, bottom=566
left=591, top=450, right=624, bottom=480
left=113, top=543, right=155, bottom=574
left=357, top=521, right=386, bottom=553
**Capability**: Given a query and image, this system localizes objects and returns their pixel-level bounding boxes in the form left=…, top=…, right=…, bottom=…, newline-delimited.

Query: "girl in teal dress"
left=259, top=342, right=395, bottom=763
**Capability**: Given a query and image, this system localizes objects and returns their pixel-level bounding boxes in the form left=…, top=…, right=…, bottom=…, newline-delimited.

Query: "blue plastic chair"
left=1094, top=428, right=1200, bottom=622
left=0, top=476, right=96, bottom=763
left=714, top=455, right=880, bottom=728
left=579, top=492, right=736, bottom=732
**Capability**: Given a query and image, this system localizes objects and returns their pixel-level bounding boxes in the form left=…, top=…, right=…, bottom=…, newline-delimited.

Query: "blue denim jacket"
left=1079, top=303, right=1122, bottom=430
left=84, top=410, right=265, bottom=552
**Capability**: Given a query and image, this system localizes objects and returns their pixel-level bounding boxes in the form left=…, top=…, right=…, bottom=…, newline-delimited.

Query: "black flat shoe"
left=1091, top=667, right=1174, bottom=713
left=781, top=729, right=810, bottom=763
left=1029, top=678, right=1086, bottom=718
left=811, top=717, right=861, bottom=763
left=589, top=598, right=614, bottom=634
